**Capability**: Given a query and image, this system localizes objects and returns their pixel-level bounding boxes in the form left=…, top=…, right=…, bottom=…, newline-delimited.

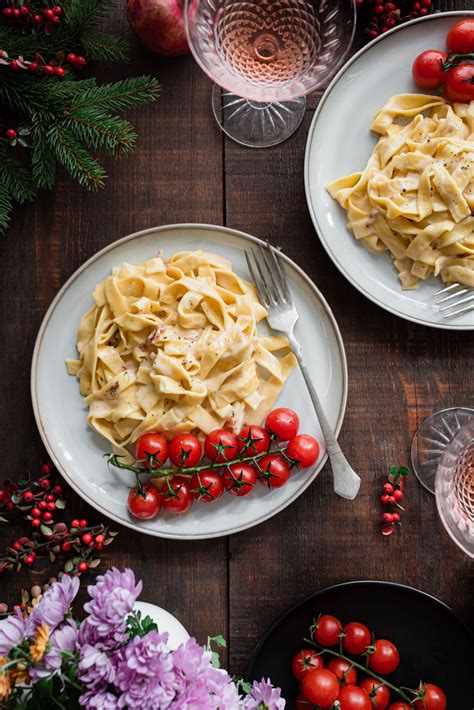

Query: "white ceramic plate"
left=305, top=11, right=474, bottom=331
left=32, top=224, right=347, bottom=540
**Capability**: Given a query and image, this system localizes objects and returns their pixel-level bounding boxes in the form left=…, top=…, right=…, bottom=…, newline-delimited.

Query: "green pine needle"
left=82, top=33, right=129, bottom=63
left=65, top=108, right=137, bottom=155
left=31, top=113, right=57, bottom=190
left=70, top=76, right=161, bottom=113
left=0, top=183, right=13, bottom=233
left=0, top=155, right=36, bottom=203
left=47, top=124, right=106, bottom=190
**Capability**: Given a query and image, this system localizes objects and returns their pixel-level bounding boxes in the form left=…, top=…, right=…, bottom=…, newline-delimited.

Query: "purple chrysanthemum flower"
left=80, top=568, right=142, bottom=648
left=78, top=644, right=116, bottom=688
left=172, top=637, right=213, bottom=681
left=0, top=608, right=25, bottom=654
left=79, top=689, right=119, bottom=709
left=241, top=678, right=285, bottom=710
left=25, top=575, right=80, bottom=636
left=29, top=618, right=79, bottom=681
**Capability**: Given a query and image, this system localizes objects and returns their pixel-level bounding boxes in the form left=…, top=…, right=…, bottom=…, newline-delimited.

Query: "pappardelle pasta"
left=327, top=94, right=474, bottom=289
left=66, top=250, right=296, bottom=460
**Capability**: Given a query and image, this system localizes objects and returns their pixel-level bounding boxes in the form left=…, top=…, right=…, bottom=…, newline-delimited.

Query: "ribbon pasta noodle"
left=67, top=250, right=296, bottom=461
left=327, top=94, right=474, bottom=289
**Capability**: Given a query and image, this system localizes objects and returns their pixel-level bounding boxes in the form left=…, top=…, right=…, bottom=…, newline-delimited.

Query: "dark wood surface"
left=1, top=0, right=473, bottom=687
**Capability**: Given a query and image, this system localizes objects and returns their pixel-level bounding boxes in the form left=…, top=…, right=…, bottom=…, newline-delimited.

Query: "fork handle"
left=289, top=336, right=361, bottom=501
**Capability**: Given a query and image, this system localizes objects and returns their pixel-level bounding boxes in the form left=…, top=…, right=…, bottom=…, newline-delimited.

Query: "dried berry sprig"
left=357, top=0, right=432, bottom=40
left=379, top=465, right=409, bottom=536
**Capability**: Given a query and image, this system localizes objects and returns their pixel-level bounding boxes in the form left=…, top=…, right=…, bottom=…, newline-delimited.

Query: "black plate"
left=247, top=581, right=473, bottom=709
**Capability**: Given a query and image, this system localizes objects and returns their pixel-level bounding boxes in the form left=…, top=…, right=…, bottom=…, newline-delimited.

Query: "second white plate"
left=305, top=11, right=474, bottom=331
left=32, top=224, right=347, bottom=539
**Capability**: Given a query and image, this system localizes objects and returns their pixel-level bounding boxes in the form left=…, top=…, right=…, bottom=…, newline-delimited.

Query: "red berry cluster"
left=0, top=48, right=67, bottom=76
left=379, top=465, right=409, bottom=536
left=2, top=3, right=62, bottom=31
left=357, top=0, right=432, bottom=39
left=66, top=52, right=86, bottom=70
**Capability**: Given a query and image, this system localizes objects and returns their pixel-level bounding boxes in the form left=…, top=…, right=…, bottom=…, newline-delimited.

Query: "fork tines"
left=245, top=241, right=293, bottom=309
left=434, top=283, right=474, bottom=319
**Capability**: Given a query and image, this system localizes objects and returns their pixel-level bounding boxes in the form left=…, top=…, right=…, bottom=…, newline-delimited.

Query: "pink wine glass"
left=184, top=0, right=356, bottom=148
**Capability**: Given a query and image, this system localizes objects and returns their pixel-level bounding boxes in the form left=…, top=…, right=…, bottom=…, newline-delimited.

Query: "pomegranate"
left=127, top=0, right=190, bottom=58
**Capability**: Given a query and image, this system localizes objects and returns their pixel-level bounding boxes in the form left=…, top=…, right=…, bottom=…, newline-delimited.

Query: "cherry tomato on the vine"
left=414, top=684, right=447, bottom=710
left=412, top=50, right=447, bottom=89
left=161, top=477, right=192, bottom=514
left=446, top=19, right=474, bottom=54
left=313, top=614, right=343, bottom=647
left=326, top=658, right=357, bottom=686
left=135, top=432, right=168, bottom=468
left=237, top=425, right=271, bottom=455
left=300, top=668, right=340, bottom=709
left=223, top=462, right=256, bottom=496
left=338, top=685, right=373, bottom=710
left=168, top=433, right=202, bottom=468
left=342, top=621, right=372, bottom=655
left=445, top=64, right=474, bottom=102
left=287, top=434, right=320, bottom=468
left=368, top=639, right=400, bottom=675
left=127, top=484, right=161, bottom=520
left=190, top=470, right=224, bottom=503
left=360, top=678, right=390, bottom=710
left=258, top=454, right=290, bottom=489
left=291, top=649, right=324, bottom=682
left=204, top=429, right=238, bottom=463
left=388, top=704, right=411, bottom=710
left=265, top=408, right=299, bottom=441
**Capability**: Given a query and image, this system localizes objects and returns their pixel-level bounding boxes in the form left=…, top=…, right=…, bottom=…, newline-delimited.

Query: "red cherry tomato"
left=388, top=705, right=411, bottom=710
left=300, top=668, right=340, bottom=708
left=446, top=19, right=474, bottom=54
left=327, top=658, right=357, bottom=686
left=190, top=470, right=224, bottom=503
left=258, top=454, right=290, bottom=489
left=313, top=614, right=343, bottom=647
left=204, top=429, right=238, bottom=463
left=135, top=432, right=168, bottom=468
left=360, top=678, right=390, bottom=710
left=265, top=408, right=299, bottom=441
left=162, top=477, right=192, bottom=514
left=223, top=462, right=256, bottom=496
left=237, top=425, right=271, bottom=455
left=342, top=621, right=372, bottom=655
left=287, top=434, right=320, bottom=467
left=127, top=484, right=161, bottom=520
left=291, top=649, right=324, bottom=682
left=412, top=50, right=447, bottom=89
left=414, top=684, right=447, bottom=710
left=339, top=685, right=373, bottom=710
left=445, top=64, right=474, bottom=102
left=368, top=639, right=400, bottom=675
left=168, top=434, right=202, bottom=468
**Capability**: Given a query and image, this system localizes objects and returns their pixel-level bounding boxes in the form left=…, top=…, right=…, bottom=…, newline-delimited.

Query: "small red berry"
left=380, top=494, right=390, bottom=505
left=30, top=551, right=36, bottom=560
left=393, top=489, right=403, bottom=501
left=23, top=491, right=34, bottom=502
left=33, top=13, right=42, bottom=23
left=43, top=65, right=54, bottom=76
left=383, top=483, right=393, bottom=494
left=369, top=30, right=378, bottom=39
left=381, top=523, right=395, bottom=536
left=67, top=53, right=76, bottom=64
left=420, top=0, right=431, bottom=5
left=392, top=512, right=401, bottom=522
left=78, top=561, right=88, bottom=572
left=11, top=60, right=20, bottom=71
left=41, top=463, right=53, bottom=474
left=54, top=66, right=65, bottom=76
left=3, top=8, right=12, bottom=16
left=5, top=128, right=17, bottom=139
left=6, top=501, right=14, bottom=510
left=385, top=1, right=396, bottom=9
left=42, top=511, right=53, bottom=521
left=419, top=7, right=428, bottom=14
left=412, top=1, right=421, bottom=9
left=12, top=8, right=21, bottom=18
left=386, top=18, right=396, bottom=27
left=31, top=507, right=41, bottom=518
left=24, top=555, right=34, bottom=566
left=39, top=501, right=47, bottom=510
left=13, top=541, right=21, bottom=551
left=46, top=494, right=54, bottom=502
left=40, top=478, right=50, bottom=489
left=53, top=5, right=63, bottom=14
left=383, top=512, right=394, bottom=523
left=20, top=6, right=28, bottom=15
left=71, top=519, right=80, bottom=528
left=95, top=534, right=104, bottom=544
left=75, top=56, right=86, bottom=68
left=47, top=502, right=56, bottom=510
left=53, top=485, right=63, bottom=494
left=82, top=533, right=92, bottom=545
left=388, top=495, right=396, bottom=504
left=29, top=61, right=40, bottom=73
left=31, top=518, right=41, bottom=527
left=43, top=8, right=55, bottom=20
left=61, top=542, right=71, bottom=552
left=96, top=542, right=103, bottom=551
left=79, top=519, right=88, bottom=528
left=374, top=4, right=384, bottom=13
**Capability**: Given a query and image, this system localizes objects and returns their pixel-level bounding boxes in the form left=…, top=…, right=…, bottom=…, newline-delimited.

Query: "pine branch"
left=82, top=33, right=129, bottom=63
left=0, top=154, right=36, bottom=203
left=31, top=112, right=57, bottom=190
left=63, top=0, right=118, bottom=34
left=46, top=124, right=106, bottom=190
left=0, top=182, right=13, bottom=234
left=65, top=108, right=136, bottom=155
left=69, top=76, right=160, bottom=113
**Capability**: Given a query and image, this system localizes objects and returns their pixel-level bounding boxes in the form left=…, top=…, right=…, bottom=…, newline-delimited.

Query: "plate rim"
left=246, top=579, right=474, bottom=677
left=31, top=222, right=348, bottom=540
left=304, top=10, right=474, bottom=332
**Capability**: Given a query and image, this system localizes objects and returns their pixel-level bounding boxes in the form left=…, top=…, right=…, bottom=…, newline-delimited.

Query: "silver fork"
left=433, top=284, right=474, bottom=319
left=245, top=242, right=361, bottom=500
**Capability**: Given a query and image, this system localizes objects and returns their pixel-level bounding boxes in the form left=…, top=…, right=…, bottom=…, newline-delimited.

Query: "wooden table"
left=1, top=0, right=472, bottom=683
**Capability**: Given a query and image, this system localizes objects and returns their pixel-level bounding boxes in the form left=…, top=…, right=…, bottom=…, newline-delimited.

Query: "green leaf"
left=55, top=499, right=66, bottom=509
left=0, top=515, right=9, bottom=523
left=64, top=559, right=74, bottom=573
left=49, top=551, right=56, bottom=562
left=88, top=558, right=101, bottom=568
left=40, top=524, right=53, bottom=536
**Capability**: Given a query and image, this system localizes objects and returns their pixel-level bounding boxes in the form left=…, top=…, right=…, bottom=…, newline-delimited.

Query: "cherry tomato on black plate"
left=127, top=483, right=161, bottom=520
left=338, top=685, right=372, bottom=710
left=368, top=639, right=399, bottom=675
left=190, top=470, right=224, bottom=503
left=168, top=433, right=202, bottom=468
left=300, top=668, right=340, bottom=709
left=258, top=454, right=290, bottom=489
left=291, top=649, right=324, bottom=682
left=360, top=678, right=390, bottom=710
left=223, top=462, right=256, bottom=496
left=287, top=434, right=320, bottom=468
left=204, top=429, right=238, bottom=463
left=414, top=684, right=447, bottom=710
left=445, top=64, right=474, bottom=102
left=135, top=432, right=168, bottom=468
left=342, top=621, right=372, bottom=655
left=412, top=50, right=447, bottom=89
left=162, top=477, right=192, bottom=514
left=237, top=425, right=271, bottom=455
left=265, top=408, right=299, bottom=441
left=312, top=614, right=343, bottom=647
left=446, top=19, right=474, bottom=54
left=326, top=658, right=357, bottom=686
